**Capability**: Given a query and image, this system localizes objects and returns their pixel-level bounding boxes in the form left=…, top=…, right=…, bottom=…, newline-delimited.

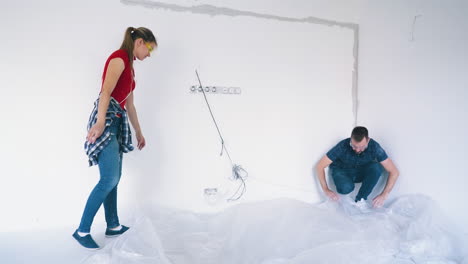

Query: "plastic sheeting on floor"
left=83, top=194, right=468, bottom=264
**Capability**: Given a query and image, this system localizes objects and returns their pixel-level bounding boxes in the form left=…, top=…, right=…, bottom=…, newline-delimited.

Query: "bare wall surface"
left=0, top=0, right=467, bottom=235
left=0, top=0, right=355, bottom=232
left=357, top=0, right=468, bottom=233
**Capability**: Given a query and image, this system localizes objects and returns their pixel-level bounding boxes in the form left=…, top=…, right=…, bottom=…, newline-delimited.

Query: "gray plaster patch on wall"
left=121, top=0, right=360, bottom=125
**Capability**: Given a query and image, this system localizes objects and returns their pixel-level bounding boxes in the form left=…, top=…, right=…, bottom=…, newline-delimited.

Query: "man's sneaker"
left=72, top=230, right=100, bottom=250
left=105, top=225, right=130, bottom=237
left=355, top=198, right=372, bottom=213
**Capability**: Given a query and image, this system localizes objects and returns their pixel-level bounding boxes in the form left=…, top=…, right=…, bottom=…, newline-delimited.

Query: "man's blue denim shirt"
left=326, top=138, right=388, bottom=169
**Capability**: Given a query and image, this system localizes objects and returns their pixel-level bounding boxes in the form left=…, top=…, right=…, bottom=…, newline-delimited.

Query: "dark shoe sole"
left=105, top=234, right=122, bottom=238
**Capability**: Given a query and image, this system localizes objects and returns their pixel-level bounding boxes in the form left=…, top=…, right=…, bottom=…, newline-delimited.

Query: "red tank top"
left=101, top=49, right=136, bottom=109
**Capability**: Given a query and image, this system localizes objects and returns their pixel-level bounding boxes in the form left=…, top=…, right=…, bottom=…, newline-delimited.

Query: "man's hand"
left=316, top=156, right=336, bottom=201
left=136, top=132, right=146, bottom=150
left=375, top=158, right=399, bottom=208
left=372, top=193, right=388, bottom=208
left=324, top=189, right=340, bottom=201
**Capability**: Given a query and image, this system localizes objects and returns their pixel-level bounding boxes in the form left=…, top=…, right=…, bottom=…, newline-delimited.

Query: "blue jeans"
left=330, top=162, right=383, bottom=202
left=78, top=116, right=123, bottom=233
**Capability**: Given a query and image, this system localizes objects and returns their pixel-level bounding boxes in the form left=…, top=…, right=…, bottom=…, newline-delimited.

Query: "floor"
left=1, top=195, right=467, bottom=264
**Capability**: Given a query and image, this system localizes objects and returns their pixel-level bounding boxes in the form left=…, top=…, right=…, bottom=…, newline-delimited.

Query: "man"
left=316, top=126, right=399, bottom=207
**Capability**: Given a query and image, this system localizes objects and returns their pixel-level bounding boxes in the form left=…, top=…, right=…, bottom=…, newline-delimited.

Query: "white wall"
left=0, top=0, right=356, bottom=232
left=1, top=0, right=467, bottom=234
left=356, top=0, right=468, bottom=232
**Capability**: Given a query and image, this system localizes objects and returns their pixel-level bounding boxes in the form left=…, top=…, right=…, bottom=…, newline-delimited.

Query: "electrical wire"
left=195, top=70, right=248, bottom=201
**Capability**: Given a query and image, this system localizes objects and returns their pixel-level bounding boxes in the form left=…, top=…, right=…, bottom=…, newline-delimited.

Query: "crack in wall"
left=121, top=0, right=359, bottom=126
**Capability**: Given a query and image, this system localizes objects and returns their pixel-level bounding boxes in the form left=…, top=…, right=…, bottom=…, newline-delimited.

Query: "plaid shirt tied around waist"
left=84, top=97, right=134, bottom=166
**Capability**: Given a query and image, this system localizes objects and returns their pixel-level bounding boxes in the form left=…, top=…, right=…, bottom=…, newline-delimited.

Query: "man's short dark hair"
left=351, top=126, right=369, bottom=142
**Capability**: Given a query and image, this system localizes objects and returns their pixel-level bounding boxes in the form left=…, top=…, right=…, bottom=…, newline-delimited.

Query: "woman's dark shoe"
left=72, top=230, right=100, bottom=250
left=105, top=225, right=129, bottom=237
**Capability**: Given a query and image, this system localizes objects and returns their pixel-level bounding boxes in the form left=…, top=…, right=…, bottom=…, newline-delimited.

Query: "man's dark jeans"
left=330, top=162, right=383, bottom=202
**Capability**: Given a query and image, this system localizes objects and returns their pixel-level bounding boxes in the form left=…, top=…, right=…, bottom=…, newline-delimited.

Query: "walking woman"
left=73, top=27, right=157, bottom=249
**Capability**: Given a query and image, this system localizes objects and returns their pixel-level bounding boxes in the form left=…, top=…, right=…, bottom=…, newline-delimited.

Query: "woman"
left=73, top=27, right=157, bottom=249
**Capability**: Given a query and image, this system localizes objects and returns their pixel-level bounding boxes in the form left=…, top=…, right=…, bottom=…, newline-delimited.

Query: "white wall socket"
left=190, top=86, right=241, bottom=95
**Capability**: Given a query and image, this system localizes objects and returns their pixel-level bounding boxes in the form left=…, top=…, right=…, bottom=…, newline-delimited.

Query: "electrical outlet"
left=204, top=188, right=218, bottom=196
left=189, top=86, right=241, bottom=95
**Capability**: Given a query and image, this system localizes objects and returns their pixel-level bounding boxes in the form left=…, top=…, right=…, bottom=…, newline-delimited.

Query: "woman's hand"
left=87, top=121, right=105, bottom=144
left=136, top=132, right=146, bottom=150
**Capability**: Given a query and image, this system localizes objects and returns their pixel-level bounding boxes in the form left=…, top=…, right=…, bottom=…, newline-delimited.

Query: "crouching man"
left=316, top=126, right=399, bottom=207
